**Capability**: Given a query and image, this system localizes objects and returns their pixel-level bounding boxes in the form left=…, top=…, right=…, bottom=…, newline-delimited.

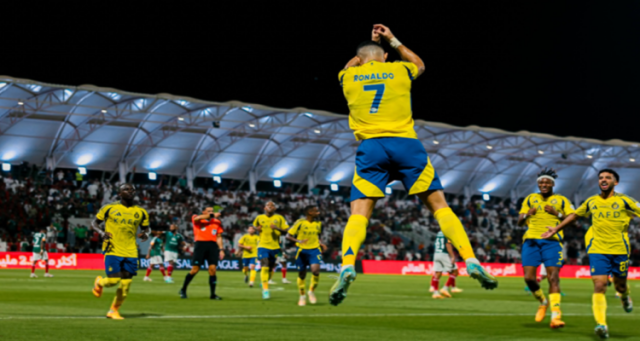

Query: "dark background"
left=4, top=2, right=639, bottom=141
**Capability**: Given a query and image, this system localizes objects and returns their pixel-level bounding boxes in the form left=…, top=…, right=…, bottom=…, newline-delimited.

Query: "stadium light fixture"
left=78, top=167, right=87, bottom=175
left=304, top=112, right=314, bottom=118
left=385, top=187, right=392, bottom=195
left=433, top=140, right=439, bottom=145
left=482, top=193, right=491, bottom=201
left=213, top=175, right=221, bottom=183
left=2, top=151, right=16, bottom=161
left=314, top=129, right=321, bottom=134
left=178, top=117, right=185, bottom=121
left=249, top=123, right=256, bottom=127
left=630, top=158, right=636, bottom=162
left=538, top=150, right=544, bottom=155
left=274, top=179, right=282, bottom=188
left=330, top=183, right=339, bottom=191
left=18, top=101, right=24, bottom=106
left=2, top=163, right=10, bottom=172
left=148, top=172, right=157, bottom=180
left=241, top=106, right=254, bottom=113
left=586, top=155, right=593, bottom=159
left=486, top=145, right=493, bottom=150
left=212, top=163, right=229, bottom=174
left=101, top=109, right=107, bottom=114
left=76, top=154, right=93, bottom=166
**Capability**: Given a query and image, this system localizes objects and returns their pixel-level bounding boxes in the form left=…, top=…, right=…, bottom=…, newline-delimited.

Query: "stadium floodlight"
left=586, top=155, right=593, bottom=159
left=2, top=163, right=10, bottom=172
left=178, top=117, right=185, bottom=121
left=303, top=112, right=314, bottom=118
left=538, top=150, right=544, bottom=155
left=482, top=193, right=491, bottom=201
left=274, top=179, right=282, bottom=188
left=330, top=183, right=339, bottom=191
left=433, top=140, right=439, bottom=145
left=148, top=172, right=157, bottom=180
left=631, top=158, right=636, bottom=162
left=241, top=106, right=254, bottom=113
left=101, top=109, right=107, bottom=114
left=314, top=129, right=321, bottom=134
left=385, top=187, right=392, bottom=195
left=249, top=123, right=256, bottom=127
left=78, top=167, right=87, bottom=175
left=213, top=176, right=221, bottom=183
left=486, top=145, right=493, bottom=150
left=18, top=101, right=24, bottom=106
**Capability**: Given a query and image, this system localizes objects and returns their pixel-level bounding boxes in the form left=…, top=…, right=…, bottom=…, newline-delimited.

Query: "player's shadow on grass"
left=121, top=313, right=162, bottom=318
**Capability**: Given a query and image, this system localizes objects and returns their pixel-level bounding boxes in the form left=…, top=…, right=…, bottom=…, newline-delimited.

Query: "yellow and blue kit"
left=339, top=60, right=442, bottom=201
left=97, top=201, right=149, bottom=276
left=239, top=233, right=259, bottom=267
left=577, top=193, right=639, bottom=278
left=519, top=193, right=575, bottom=268
left=288, top=219, right=323, bottom=269
left=253, top=214, right=289, bottom=260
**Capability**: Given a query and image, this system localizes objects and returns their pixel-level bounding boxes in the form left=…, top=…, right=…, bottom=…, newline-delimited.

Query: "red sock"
left=31, top=265, right=35, bottom=274
left=45, top=262, right=49, bottom=274
left=536, top=277, right=542, bottom=283
left=159, top=266, right=166, bottom=277
left=431, top=277, right=439, bottom=290
left=145, top=267, right=152, bottom=277
left=445, top=275, right=456, bottom=288
left=167, top=265, right=174, bottom=276
left=282, top=268, right=287, bottom=279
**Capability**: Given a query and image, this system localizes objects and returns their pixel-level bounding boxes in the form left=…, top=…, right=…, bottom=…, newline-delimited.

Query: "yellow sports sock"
left=341, top=215, right=368, bottom=266
left=434, top=208, right=475, bottom=260
left=310, top=274, right=319, bottom=292
left=592, top=293, right=607, bottom=326
left=533, top=289, right=546, bottom=304
left=250, top=269, right=256, bottom=283
left=112, top=279, right=131, bottom=310
left=549, top=293, right=561, bottom=319
left=297, top=277, right=306, bottom=295
left=269, top=269, right=274, bottom=280
left=99, top=277, right=121, bottom=288
left=261, top=267, right=270, bottom=290
left=243, top=267, right=248, bottom=276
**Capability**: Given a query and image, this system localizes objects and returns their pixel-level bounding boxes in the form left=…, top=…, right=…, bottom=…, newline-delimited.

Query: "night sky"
left=5, top=2, right=640, bottom=142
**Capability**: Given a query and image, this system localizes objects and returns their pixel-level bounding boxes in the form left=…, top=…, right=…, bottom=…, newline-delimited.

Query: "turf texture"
left=0, top=269, right=637, bottom=340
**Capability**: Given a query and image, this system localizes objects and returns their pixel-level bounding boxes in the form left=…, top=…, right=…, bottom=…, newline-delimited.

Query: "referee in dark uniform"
left=179, top=207, right=225, bottom=299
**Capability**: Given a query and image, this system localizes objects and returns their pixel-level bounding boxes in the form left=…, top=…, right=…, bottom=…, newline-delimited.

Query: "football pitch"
left=0, top=270, right=637, bottom=341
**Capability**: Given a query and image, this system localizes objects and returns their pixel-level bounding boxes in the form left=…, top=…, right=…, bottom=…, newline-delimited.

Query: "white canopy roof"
left=1, top=76, right=638, bottom=202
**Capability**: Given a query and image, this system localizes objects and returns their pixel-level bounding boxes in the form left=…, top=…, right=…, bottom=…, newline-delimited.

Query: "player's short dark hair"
left=304, top=205, right=317, bottom=215
left=537, top=168, right=558, bottom=179
left=598, top=169, right=619, bottom=182
left=118, top=183, right=133, bottom=191
left=357, top=41, right=384, bottom=54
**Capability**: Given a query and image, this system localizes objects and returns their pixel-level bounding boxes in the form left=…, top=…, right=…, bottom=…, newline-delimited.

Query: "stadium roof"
left=1, top=76, right=639, bottom=201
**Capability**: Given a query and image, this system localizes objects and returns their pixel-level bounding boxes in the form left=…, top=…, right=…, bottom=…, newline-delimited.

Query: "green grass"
left=0, top=270, right=638, bottom=341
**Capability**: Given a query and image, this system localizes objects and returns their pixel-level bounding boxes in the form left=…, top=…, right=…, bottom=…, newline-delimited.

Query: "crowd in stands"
left=1, top=169, right=639, bottom=267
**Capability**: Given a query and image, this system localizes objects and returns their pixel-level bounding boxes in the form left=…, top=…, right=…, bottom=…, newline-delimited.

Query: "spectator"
left=74, top=224, right=88, bottom=249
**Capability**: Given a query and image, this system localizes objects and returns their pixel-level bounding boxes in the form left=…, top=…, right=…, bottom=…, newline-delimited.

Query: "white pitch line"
left=0, top=312, right=635, bottom=320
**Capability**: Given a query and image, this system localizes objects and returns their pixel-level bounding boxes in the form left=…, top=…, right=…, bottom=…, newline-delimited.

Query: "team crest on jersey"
left=551, top=199, right=558, bottom=205
left=612, top=203, right=619, bottom=210
left=591, top=268, right=595, bottom=272
left=134, top=212, right=140, bottom=219
left=109, top=266, right=113, bottom=272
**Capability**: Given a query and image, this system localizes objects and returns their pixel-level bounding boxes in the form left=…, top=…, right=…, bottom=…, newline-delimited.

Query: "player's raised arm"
left=374, top=24, right=425, bottom=78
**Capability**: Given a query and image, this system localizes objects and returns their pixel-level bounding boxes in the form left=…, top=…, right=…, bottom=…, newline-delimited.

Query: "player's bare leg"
left=614, top=276, right=633, bottom=313
left=417, top=190, right=497, bottom=290
left=546, top=266, right=564, bottom=328
left=330, top=198, right=376, bottom=306
left=524, top=266, right=548, bottom=322
left=308, top=264, right=320, bottom=304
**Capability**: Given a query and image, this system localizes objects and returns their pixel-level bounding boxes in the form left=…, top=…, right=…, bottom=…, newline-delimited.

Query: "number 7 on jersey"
left=363, top=84, right=385, bottom=114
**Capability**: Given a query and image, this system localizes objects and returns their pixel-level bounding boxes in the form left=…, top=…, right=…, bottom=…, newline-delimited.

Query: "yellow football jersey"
left=288, top=219, right=322, bottom=250
left=253, top=214, right=289, bottom=250
left=238, top=234, right=260, bottom=258
left=339, top=60, right=419, bottom=141
left=576, top=193, right=639, bottom=255
left=96, top=201, right=149, bottom=258
left=519, top=193, right=575, bottom=241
